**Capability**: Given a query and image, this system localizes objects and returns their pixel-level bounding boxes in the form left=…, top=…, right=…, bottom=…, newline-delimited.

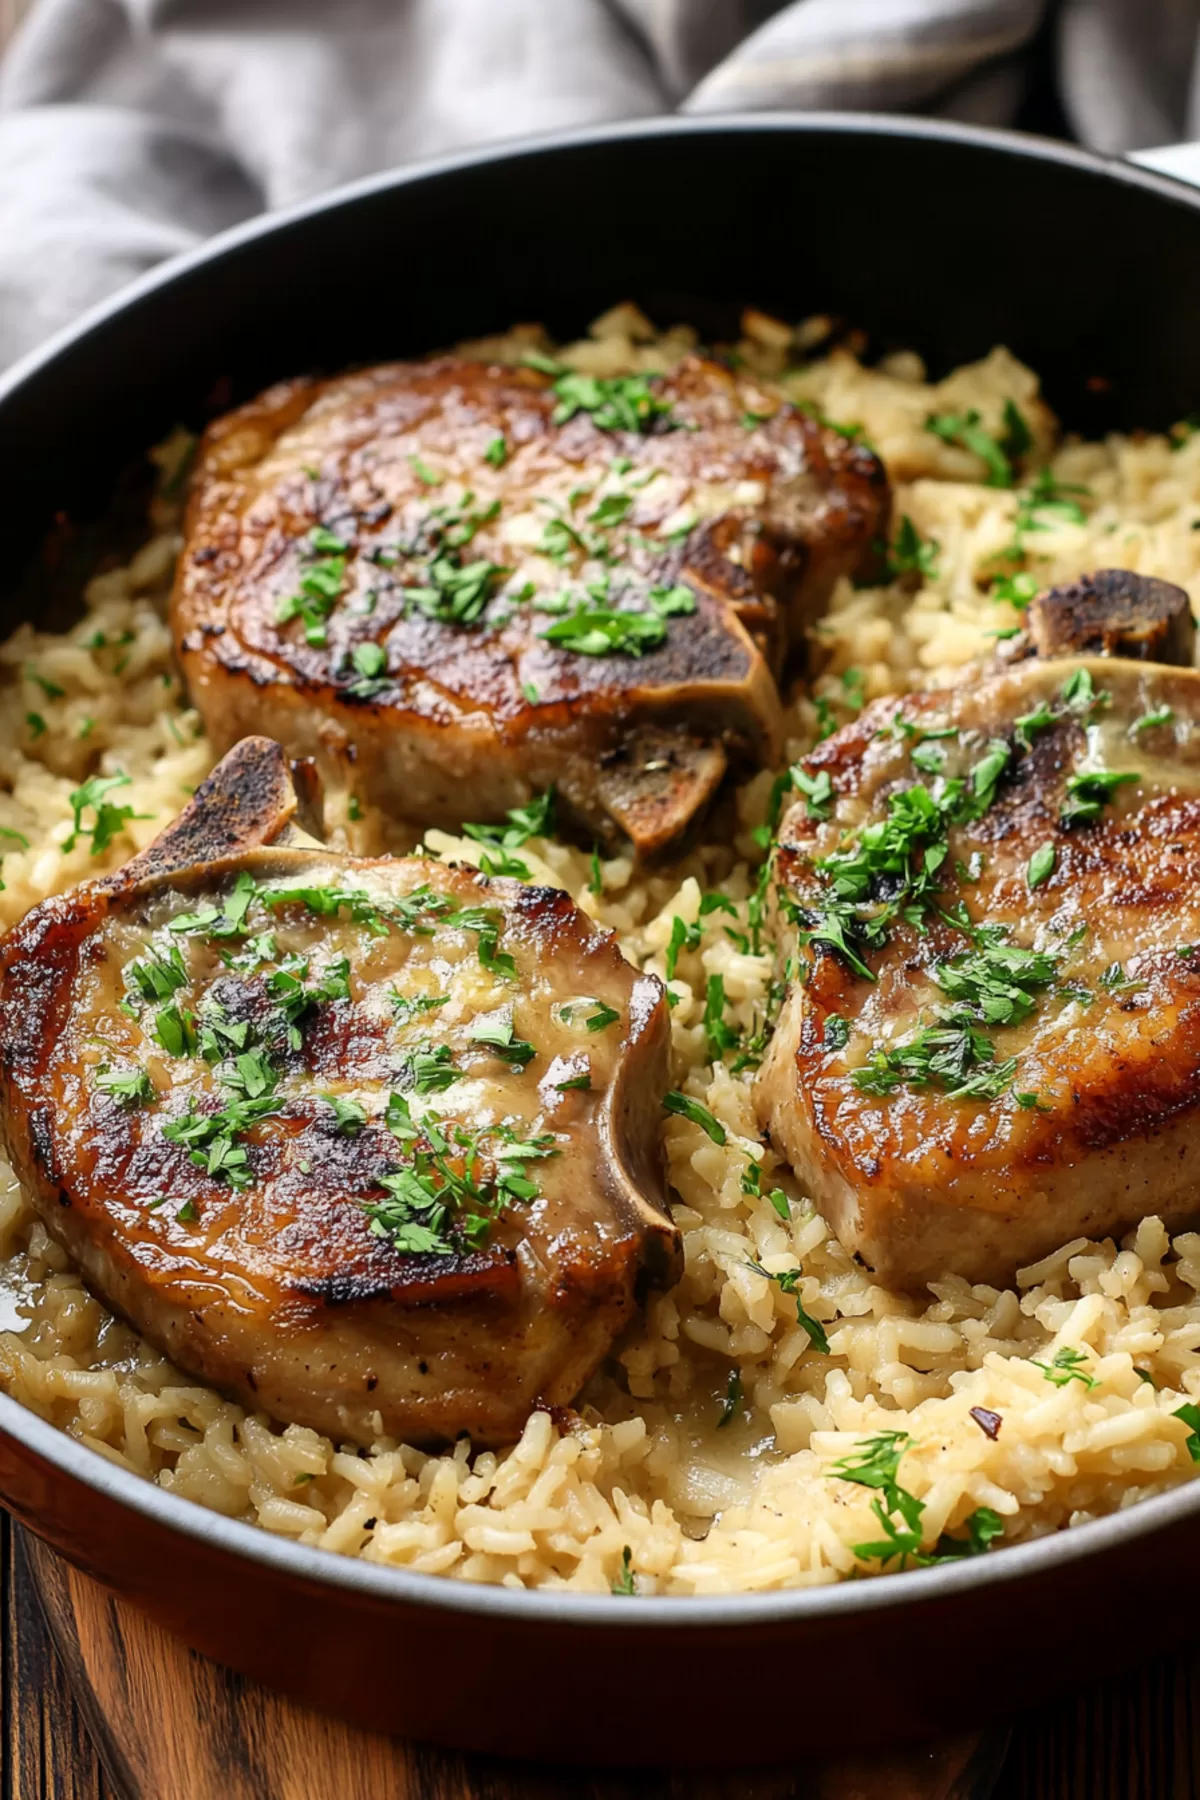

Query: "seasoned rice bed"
left=2, top=311, right=1200, bottom=1594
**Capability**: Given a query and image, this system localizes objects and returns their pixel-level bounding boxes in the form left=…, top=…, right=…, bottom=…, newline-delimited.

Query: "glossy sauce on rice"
left=2, top=307, right=1200, bottom=1593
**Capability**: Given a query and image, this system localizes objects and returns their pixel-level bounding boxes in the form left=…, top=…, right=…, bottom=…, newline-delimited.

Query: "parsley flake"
left=63, top=773, right=149, bottom=857
left=96, top=1067, right=154, bottom=1106
left=1026, top=842, right=1056, bottom=889
left=717, top=1369, right=744, bottom=1429
left=321, top=1093, right=366, bottom=1135
left=1032, top=1345, right=1097, bottom=1389
left=662, top=1091, right=726, bottom=1144
left=551, top=371, right=672, bottom=434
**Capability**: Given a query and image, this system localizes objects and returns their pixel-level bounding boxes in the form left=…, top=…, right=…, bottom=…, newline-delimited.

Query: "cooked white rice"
left=3, top=307, right=1200, bottom=1594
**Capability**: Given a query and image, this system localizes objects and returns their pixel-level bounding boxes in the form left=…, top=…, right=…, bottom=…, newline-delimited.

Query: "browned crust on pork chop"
left=171, top=355, right=888, bottom=856
left=755, top=657, right=1200, bottom=1289
left=0, top=739, right=679, bottom=1444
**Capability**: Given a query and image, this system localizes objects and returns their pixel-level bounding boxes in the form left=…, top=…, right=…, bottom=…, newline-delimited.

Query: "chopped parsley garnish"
left=1013, top=705, right=1053, bottom=750
left=163, top=1090, right=281, bottom=1190
left=752, top=761, right=807, bottom=849
left=406, top=555, right=505, bottom=628
left=219, top=932, right=278, bottom=973
left=830, top=1431, right=919, bottom=1523
left=910, top=741, right=947, bottom=775
left=743, top=1164, right=791, bottom=1219
left=585, top=1002, right=621, bottom=1033
left=717, top=1369, right=743, bottom=1429
left=344, top=640, right=388, bottom=699
left=665, top=915, right=700, bottom=981
left=1060, top=667, right=1106, bottom=711
left=26, top=713, right=46, bottom=738
left=647, top=583, right=697, bottom=617
left=795, top=768, right=834, bottom=820
left=852, top=1013, right=1015, bottom=1102
left=935, top=941, right=1058, bottom=1026
left=364, top=1109, right=557, bottom=1256
left=398, top=1045, right=464, bottom=1094
left=1001, top=398, right=1033, bottom=459
left=321, top=1093, right=366, bottom=1135
left=484, top=434, right=508, bottom=468
left=550, top=371, right=672, bottom=434
left=276, top=547, right=348, bottom=647
left=461, top=788, right=555, bottom=879
left=1132, top=705, right=1174, bottom=733
left=785, top=768, right=1002, bottom=985
left=970, top=738, right=1012, bottom=810
left=153, top=1004, right=198, bottom=1058
left=471, top=1015, right=536, bottom=1065
left=96, top=1067, right=154, bottom=1106
left=745, top=1260, right=830, bottom=1353
left=827, top=1431, right=1000, bottom=1569
left=883, top=514, right=940, bottom=580
left=589, top=844, right=604, bottom=896
left=925, top=410, right=1015, bottom=488
left=703, top=974, right=739, bottom=1062
left=127, top=944, right=189, bottom=1002
left=1174, top=1403, right=1200, bottom=1463
left=589, top=492, right=633, bottom=528
left=1032, top=1344, right=1097, bottom=1389
left=852, top=938, right=1055, bottom=1102
left=554, top=1070, right=592, bottom=1093
left=27, top=665, right=64, bottom=699
left=1022, top=465, right=1088, bottom=529
left=170, top=871, right=257, bottom=939
left=63, top=773, right=148, bottom=856
left=266, top=958, right=351, bottom=1047
left=991, top=570, right=1039, bottom=610
left=1099, top=962, right=1146, bottom=995
left=454, top=905, right=517, bottom=977
left=541, top=605, right=667, bottom=658
left=408, top=455, right=443, bottom=487
left=823, top=1015, right=850, bottom=1051
left=611, top=1546, right=637, bottom=1596
left=1026, top=843, right=1056, bottom=889
left=1060, top=768, right=1139, bottom=828
left=389, top=990, right=450, bottom=1026
left=662, top=1091, right=726, bottom=1144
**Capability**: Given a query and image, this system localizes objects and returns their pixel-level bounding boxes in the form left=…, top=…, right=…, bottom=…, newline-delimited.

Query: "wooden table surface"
left=0, top=3, right=1194, bottom=1796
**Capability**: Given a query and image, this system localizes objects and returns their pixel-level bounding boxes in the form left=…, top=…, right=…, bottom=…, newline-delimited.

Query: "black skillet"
left=1, top=115, right=1199, bottom=1766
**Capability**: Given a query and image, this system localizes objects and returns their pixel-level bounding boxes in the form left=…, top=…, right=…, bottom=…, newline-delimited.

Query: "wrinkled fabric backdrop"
left=1, top=0, right=1199, bottom=368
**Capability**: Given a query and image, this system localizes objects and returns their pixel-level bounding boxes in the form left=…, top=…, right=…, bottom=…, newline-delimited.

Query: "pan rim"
left=4, top=106, right=1200, bottom=415
left=5, top=107, right=1200, bottom=1627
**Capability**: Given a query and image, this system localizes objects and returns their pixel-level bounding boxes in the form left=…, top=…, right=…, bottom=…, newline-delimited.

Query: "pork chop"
left=0, top=738, right=679, bottom=1445
left=171, top=353, right=888, bottom=856
left=755, top=639, right=1200, bottom=1289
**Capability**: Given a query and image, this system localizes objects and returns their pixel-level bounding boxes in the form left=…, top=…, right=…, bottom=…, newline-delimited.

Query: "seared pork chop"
left=756, top=641, right=1200, bottom=1290
left=0, top=738, right=678, bottom=1445
left=171, top=354, right=888, bottom=856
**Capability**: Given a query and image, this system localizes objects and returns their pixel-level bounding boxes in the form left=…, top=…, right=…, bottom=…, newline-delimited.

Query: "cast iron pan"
left=1, top=115, right=1199, bottom=1766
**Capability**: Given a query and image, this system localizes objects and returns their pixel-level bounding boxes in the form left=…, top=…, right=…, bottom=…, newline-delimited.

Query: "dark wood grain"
left=2, top=1518, right=113, bottom=1800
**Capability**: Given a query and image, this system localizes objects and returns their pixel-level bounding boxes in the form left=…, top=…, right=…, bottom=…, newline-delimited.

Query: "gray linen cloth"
left=0, top=0, right=1198, bottom=370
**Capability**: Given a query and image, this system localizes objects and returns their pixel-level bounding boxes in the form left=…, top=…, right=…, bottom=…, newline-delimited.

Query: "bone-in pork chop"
left=171, top=354, right=888, bottom=856
left=756, top=613, right=1200, bottom=1288
left=0, top=739, right=678, bottom=1444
